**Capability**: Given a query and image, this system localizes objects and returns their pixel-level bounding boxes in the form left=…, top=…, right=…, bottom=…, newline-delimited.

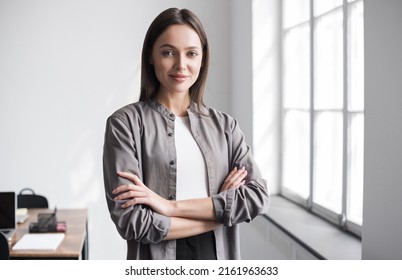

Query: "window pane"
left=283, top=0, right=310, bottom=28
left=313, top=112, right=343, bottom=213
left=314, top=0, right=343, bottom=16
left=347, top=113, right=364, bottom=225
left=314, top=9, right=343, bottom=110
left=348, top=0, right=364, bottom=111
left=282, top=110, right=310, bottom=199
left=283, top=24, right=310, bottom=109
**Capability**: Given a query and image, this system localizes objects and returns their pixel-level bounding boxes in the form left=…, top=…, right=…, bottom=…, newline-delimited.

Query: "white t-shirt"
left=174, top=116, right=208, bottom=200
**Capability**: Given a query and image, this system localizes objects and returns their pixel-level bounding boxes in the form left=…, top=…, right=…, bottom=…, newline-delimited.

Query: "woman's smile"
left=170, top=73, right=190, bottom=82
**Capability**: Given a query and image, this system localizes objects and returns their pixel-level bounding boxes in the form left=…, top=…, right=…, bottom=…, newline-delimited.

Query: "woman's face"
left=151, top=24, right=203, bottom=96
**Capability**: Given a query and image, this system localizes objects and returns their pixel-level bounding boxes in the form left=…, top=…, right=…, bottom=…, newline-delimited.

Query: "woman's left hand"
left=112, top=172, right=173, bottom=216
left=220, top=166, right=247, bottom=192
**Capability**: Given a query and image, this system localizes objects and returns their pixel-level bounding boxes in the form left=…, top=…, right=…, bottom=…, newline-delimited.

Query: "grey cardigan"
left=103, top=99, right=269, bottom=259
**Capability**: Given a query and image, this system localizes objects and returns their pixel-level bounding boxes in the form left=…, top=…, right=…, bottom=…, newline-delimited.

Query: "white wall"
left=0, top=0, right=231, bottom=260
left=362, top=0, right=402, bottom=259
left=230, top=0, right=253, bottom=142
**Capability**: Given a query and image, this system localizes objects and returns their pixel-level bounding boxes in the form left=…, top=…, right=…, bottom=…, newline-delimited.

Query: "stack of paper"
left=16, top=208, right=29, bottom=224
left=12, top=233, right=65, bottom=250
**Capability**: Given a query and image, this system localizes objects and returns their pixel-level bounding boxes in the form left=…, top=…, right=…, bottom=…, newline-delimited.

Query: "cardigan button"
left=168, top=194, right=176, bottom=200
left=169, top=160, right=175, bottom=165
left=168, top=132, right=173, bottom=137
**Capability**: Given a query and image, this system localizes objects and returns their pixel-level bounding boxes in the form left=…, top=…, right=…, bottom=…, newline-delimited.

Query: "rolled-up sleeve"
left=212, top=118, right=269, bottom=226
left=103, top=114, right=170, bottom=243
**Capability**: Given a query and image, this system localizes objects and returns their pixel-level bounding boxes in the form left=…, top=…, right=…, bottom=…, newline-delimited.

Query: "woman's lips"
left=170, top=74, right=189, bottom=82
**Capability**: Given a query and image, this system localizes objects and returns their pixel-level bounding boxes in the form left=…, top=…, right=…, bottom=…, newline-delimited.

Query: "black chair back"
left=17, top=188, right=49, bottom=208
left=0, top=232, right=10, bottom=260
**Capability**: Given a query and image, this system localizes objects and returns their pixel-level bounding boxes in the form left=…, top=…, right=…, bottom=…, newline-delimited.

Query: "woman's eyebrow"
left=159, top=44, right=200, bottom=50
left=159, top=44, right=175, bottom=49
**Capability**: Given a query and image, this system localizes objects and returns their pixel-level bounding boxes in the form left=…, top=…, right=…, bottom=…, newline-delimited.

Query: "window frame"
left=280, top=0, right=364, bottom=238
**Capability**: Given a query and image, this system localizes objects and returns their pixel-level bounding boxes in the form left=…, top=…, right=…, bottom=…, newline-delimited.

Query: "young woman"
left=103, top=7, right=269, bottom=260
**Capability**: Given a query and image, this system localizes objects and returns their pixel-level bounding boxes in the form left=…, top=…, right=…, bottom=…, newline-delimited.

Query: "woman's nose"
left=175, top=54, right=187, bottom=70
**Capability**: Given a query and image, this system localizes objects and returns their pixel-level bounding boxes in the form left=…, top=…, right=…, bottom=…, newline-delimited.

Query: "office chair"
left=17, top=188, right=49, bottom=208
left=0, top=232, right=10, bottom=260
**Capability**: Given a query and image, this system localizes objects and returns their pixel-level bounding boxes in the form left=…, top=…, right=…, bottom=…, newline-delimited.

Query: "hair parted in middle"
left=139, top=8, right=210, bottom=107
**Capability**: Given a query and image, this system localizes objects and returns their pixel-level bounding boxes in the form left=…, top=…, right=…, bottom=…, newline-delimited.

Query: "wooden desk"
left=10, top=208, right=88, bottom=260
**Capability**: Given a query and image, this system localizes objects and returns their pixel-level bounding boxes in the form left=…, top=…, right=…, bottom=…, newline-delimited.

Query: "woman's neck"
left=156, top=91, right=190, bottom=117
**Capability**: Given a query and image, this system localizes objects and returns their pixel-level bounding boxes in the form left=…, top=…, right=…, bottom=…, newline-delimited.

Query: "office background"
left=1, top=0, right=401, bottom=259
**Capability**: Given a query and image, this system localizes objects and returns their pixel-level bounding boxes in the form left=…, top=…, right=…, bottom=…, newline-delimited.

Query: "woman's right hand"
left=113, top=172, right=174, bottom=217
left=220, top=166, right=248, bottom=193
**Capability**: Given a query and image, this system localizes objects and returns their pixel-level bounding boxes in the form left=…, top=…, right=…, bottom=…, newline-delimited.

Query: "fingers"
left=113, top=172, right=150, bottom=208
left=226, top=167, right=239, bottom=179
left=121, top=197, right=147, bottom=208
left=112, top=183, right=140, bottom=195
left=117, top=171, right=137, bottom=181
left=112, top=172, right=145, bottom=198
left=220, top=166, right=248, bottom=192
left=113, top=189, right=144, bottom=201
left=113, top=171, right=146, bottom=195
left=117, top=171, right=145, bottom=187
left=112, top=184, right=147, bottom=208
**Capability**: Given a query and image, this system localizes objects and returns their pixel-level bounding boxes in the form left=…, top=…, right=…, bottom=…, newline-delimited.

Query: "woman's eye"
left=162, top=50, right=174, bottom=56
left=188, top=51, right=198, bottom=57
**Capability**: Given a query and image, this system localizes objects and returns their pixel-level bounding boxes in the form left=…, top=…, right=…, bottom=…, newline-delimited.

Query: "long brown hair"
left=139, top=8, right=210, bottom=107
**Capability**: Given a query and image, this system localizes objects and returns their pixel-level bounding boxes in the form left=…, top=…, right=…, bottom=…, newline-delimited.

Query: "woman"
left=103, top=7, right=269, bottom=260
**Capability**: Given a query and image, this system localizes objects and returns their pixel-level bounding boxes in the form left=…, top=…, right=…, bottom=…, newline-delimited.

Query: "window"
left=281, top=0, right=364, bottom=236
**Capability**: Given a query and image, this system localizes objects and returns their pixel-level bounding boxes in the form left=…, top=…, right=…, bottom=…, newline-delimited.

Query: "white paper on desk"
left=12, top=233, right=65, bottom=250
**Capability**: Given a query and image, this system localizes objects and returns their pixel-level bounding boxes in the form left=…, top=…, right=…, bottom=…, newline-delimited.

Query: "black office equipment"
left=17, top=188, right=49, bottom=208
left=29, top=208, right=66, bottom=233
left=0, top=232, right=10, bottom=260
left=0, top=192, right=16, bottom=242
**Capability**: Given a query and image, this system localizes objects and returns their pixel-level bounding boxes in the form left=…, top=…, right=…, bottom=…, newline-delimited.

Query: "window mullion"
left=308, top=0, right=314, bottom=210
left=341, top=0, right=348, bottom=229
left=278, top=0, right=284, bottom=197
